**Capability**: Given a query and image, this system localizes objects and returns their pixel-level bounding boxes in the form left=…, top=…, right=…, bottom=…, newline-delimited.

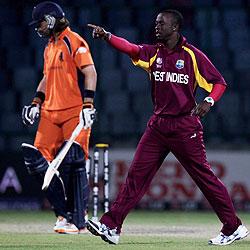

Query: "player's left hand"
left=191, top=101, right=212, bottom=117
left=80, top=103, right=97, bottom=129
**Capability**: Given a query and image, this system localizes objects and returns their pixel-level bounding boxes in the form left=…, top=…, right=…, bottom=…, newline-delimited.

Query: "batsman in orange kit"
left=21, top=1, right=97, bottom=234
left=35, top=24, right=94, bottom=161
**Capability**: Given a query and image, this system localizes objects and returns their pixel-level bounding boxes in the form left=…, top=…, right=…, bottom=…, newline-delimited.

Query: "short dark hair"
left=160, top=9, right=183, bottom=30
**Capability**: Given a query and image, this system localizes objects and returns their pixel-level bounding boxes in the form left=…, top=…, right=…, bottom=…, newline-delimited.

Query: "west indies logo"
left=176, top=59, right=184, bottom=69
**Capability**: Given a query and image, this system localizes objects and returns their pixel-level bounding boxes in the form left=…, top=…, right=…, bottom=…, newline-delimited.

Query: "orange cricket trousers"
left=34, top=105, right=90, bottom=162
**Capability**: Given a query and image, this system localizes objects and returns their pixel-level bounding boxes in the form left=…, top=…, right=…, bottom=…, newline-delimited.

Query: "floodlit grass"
left=0, top=211, right=249, bottom=250
left=1, top=234, right=250, bottom=250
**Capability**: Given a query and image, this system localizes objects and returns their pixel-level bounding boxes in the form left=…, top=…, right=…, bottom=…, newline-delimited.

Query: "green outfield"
left=0, top=210, right=249, bottom=249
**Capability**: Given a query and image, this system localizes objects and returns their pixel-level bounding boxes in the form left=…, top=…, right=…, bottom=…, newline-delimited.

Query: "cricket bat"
left=42, top=121, right=84, bottom=190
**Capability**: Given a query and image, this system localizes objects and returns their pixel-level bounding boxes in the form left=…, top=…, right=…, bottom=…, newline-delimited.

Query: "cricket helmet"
left=29, top=1, right=65, bottom=26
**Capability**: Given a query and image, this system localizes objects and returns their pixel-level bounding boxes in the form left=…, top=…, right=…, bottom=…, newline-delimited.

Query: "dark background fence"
left=0, top=0, right=250, bottom=151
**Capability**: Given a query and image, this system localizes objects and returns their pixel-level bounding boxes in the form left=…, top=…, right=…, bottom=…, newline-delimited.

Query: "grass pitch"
left=0, top=210, right=249, bottom=249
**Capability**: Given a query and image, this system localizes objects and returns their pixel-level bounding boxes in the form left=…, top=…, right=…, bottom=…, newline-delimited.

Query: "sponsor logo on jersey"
left=176, top=59, right=184, bottom=69
left=152, top=70, right=189, bottom=84
left=156, top=58, right=162, bottom=64
left=156, top=57, right=162, bottom=68
left=77, top=47, right=87, bottom=54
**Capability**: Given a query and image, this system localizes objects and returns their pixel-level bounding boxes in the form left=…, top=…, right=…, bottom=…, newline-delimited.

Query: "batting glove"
left=22, top=103, right=40, bottom=126
left=80, top=103, right=96, bottom=129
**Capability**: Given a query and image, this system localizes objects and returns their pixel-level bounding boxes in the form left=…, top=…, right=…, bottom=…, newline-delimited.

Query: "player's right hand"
left=87, top=24, right=111, bottom=40
left=22, top=104, right=40, bottom=126
left=80, top=103, right=97, bottom=129
left=191, top=100, right=211, bottom=118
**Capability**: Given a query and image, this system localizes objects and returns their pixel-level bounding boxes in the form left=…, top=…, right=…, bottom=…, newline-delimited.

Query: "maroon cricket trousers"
left=100, top=114, right=241, bottom=235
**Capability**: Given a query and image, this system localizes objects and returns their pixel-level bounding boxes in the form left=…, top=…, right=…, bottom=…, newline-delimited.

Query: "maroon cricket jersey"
left=132, top=36, right=226, bottom=116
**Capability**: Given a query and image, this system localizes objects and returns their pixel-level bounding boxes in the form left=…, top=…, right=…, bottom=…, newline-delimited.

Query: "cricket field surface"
left=0, top=210, right=249, bottom=249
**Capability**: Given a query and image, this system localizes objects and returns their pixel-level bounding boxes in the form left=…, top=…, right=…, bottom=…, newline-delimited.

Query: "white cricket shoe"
left=53, top=217, right=67, bottom=233
left=56, top=223, right=79, bottom=234
left=209, top=225, right=249, bottom=246
left=87, top=219, right=120, bottom=244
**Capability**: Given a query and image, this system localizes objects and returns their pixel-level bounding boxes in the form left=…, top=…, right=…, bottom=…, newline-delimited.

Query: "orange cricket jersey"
left=43, top=27, right=94, bottom=110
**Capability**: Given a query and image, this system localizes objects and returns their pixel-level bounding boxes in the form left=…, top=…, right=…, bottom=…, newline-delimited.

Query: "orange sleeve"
left=73, top=39, right=94, bottom=69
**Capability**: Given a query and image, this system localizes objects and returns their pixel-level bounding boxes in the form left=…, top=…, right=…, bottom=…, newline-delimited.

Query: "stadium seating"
left=227, top=29, right=250, bottom=51
left=233, top=49, right=250, bottom=71
left=222, top=9, right=247, bottom=31
left=13, top=67, right=37, bottom=91
left=1, top=112, right=24, bottom=133
left=236, top=70, right=250, bottom=91
left=218, top=0, right=243, bottom=6
left=132, top=94, right=153, bottom=118
left=19, top=90, right=37, bottom=109
left=112, top=112, right=138, bottom=136
left=132, top=0, right=156, bottom=7
left=1, top=0, right=250, bottom=150
left=126, top=70, right=150, bottom=93
left=6, top=47, right=33, bottom=69
left=119, top=53, right=135, bottom=71
left=242, top=91, right=250, bottom=116
left=210, top=27, right=226, bottom=49
left=115, top=27, right=139, bottom=43
left=77, top=7, right=101, bottom=27
left=0, top=7, right=19, bottom=25
left=209, top=48, right=231, bottom=72
left=106, top=8, right=132, bottom=28
left=1, top=26, right=24, bottom=47
left=104, top=91, right=130, bottom=115
left=0, top=91, right=17, bottom=113
left=98, top=69, right=124, bottom=92
left=192, top=0, right=213, bottom=7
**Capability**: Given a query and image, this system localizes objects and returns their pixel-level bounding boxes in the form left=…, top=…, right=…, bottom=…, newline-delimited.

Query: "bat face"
left=42, top=122, right=84, bottom=190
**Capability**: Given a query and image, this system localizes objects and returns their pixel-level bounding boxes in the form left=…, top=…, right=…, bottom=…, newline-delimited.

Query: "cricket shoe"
left=53, top=216, right=67, bottom=233
left=56, top=222, right=79, bottom=234
left=208, top=225, right=249, bottom=246
left=86, top=219, right=120, bottom=244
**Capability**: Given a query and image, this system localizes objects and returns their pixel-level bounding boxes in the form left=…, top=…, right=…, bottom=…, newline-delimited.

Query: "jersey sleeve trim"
left=131, top=49, right=159, bottom=72
left=132, top=58, right=149, bottom=71
left=63, top=36, right=72, bottom=55
left=182, top=46, right=213, bottom=93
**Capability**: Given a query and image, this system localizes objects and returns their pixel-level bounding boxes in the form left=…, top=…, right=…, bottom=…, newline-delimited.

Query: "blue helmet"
left=29, top=1, right=65, bottom=26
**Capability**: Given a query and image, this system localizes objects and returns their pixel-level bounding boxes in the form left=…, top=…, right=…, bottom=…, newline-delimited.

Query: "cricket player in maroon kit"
left=87, top=10, right=249, bottom=245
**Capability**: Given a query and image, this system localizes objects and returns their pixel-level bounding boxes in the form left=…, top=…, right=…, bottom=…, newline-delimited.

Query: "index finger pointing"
left=87, top=24, right=98, bottom=29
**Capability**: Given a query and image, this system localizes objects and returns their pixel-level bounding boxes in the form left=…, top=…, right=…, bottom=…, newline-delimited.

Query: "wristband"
left=84, top=89, right=95, bottom=99
left=204, top=97, right=214, bottom=106
left=105, top=32, right=112, bottom=41
left=32, top=91, right=45, bottom=105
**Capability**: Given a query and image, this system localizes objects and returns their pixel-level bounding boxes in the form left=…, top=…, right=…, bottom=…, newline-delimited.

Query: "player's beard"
left=156, top=35, right=170, bottom=44
left=156, top=37, right=164, bottom=43
left=35, top=27, right=52, bottom=38
left=155, top=31, right=176, bottom=44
